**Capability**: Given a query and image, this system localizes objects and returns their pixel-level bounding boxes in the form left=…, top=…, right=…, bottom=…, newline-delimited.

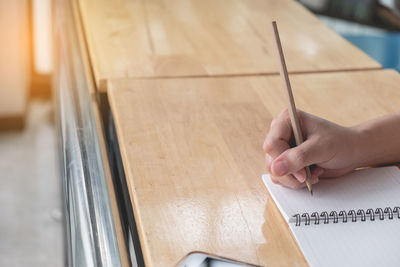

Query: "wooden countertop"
left=78, top=0, right=381, bottom=92
left=107, top=69, right=400, bottom=266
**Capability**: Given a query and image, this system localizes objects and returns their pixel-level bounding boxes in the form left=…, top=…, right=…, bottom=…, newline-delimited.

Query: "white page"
left=263, top=166, right=400, bottom=222
left=290, top=219, right=400, bottom=267
left=262, top=166, right=400, bottom=267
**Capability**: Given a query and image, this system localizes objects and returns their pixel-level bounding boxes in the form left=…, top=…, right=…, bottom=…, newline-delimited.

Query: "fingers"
left=263, top=109, right=292, bottom=157
left=268, top=157, right=307, bottom=188
left=264, top=109, right=324, bottom=190
left=270, top=174, right=305, bottom=189
left=278, top=167, right=322, bottom=184
left=292, top=168, right=307, bottom=183
left=311, top=166, right=324, bottom=177
left=266, top=154, right=307, bottom=179
left=270, top=172, right=320, bottom=189
left=271, top=138, right=321, bottom=178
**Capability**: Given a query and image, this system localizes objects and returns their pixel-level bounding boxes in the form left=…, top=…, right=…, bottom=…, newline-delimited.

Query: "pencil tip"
left=310, top=189, right=313, bottom=196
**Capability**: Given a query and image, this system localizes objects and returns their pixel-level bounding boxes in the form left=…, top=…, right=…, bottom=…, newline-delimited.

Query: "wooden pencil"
left=271, top=21, right=313, bottom=195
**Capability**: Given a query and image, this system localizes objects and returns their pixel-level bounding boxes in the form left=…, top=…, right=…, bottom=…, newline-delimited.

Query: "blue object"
left=343, top=33, right=400, bottom=71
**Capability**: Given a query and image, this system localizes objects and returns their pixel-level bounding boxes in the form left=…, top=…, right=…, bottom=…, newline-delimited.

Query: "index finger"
left=263, top=109, right=293, bottom=157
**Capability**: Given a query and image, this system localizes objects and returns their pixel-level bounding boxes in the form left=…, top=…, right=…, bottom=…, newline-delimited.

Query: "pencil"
left=271, top=21, right=313, bottom=195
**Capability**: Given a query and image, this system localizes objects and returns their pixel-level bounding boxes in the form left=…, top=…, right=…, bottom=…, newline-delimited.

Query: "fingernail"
left=298, top=174, right=306, bottom=183
left=273, top=160, right=288, bottom=176
left=312, top=176, right=319, bottom=184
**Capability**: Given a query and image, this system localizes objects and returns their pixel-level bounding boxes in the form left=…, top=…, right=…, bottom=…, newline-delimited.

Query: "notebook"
left=262, top=166, right=400, bottom=267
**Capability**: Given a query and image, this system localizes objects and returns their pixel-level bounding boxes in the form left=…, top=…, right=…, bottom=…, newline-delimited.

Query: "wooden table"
left=107, top=69, right=400, bottom=266
left=78, top=0, right=381, bottom=92
left=74, top=0, right=397, bottom=265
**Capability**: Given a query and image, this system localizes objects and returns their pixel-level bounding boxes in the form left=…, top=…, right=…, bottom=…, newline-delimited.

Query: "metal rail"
left=54, top=0, right=123, bottom=266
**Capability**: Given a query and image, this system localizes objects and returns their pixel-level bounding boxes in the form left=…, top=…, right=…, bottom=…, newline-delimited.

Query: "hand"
left=263, top=109, right=360, bottom=189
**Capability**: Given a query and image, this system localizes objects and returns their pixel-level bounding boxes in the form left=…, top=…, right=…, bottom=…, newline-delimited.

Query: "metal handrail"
left=54, top=0, right=123, bottom=266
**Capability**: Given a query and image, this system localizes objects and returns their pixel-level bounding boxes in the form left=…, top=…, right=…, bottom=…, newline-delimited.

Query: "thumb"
left=271, top=139, right=320, bottom=177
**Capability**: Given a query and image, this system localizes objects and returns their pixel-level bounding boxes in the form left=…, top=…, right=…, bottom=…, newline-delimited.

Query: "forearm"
left=353, top=112, right=400, bottom=167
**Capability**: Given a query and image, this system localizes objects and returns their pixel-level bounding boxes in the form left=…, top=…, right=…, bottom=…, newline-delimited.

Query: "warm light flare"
left=0, top=1, right=29, bottom=115
left=33, top=0, right=52, bottom=74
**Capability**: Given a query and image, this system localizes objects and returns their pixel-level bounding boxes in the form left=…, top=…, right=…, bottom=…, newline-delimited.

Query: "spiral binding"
left=293, top=206, right=400, bottom=226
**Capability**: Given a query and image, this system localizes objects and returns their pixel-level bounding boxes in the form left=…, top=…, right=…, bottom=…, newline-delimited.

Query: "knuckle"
left=272, top=109, right=289, bottom=127
left=293, top=148, right=308, bottom=164
left=263, top=140, right=274, bottom=154
left=269, top=117, right=278, bottom=128
left=281, top=108, right=290, bottom=119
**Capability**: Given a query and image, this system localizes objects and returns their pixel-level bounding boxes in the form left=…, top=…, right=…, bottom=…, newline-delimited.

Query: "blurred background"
left=0, top=0, right=399, bottom=266
left=0, top=1, right=61, bottom=267
left=300, top=0, right=400, bottom=70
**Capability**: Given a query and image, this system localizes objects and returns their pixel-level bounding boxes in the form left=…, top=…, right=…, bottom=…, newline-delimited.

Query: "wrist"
left=350, top=123, right=376, bottom=168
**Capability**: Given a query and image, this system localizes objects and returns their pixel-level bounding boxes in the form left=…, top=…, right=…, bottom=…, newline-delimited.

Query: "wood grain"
left=107, top=69, right=400, bottom=266
left=77, top=0, right=381, bottom=92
